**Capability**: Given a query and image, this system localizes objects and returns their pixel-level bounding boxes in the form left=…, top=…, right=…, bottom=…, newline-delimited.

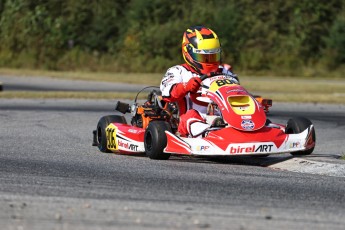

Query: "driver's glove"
left=221, top=65, right=239, bottom=84
left=186, top=77, right=202, bottom=93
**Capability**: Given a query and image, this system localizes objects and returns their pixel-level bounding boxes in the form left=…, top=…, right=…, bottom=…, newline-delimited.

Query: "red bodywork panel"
left=114, top=123, right=145, bottom=142
left=204, top=126, right=287, bottom=151
left=206, top=84, right=267, bottom=131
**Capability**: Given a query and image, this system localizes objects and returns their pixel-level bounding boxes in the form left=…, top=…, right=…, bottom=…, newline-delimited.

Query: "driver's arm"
left=160, top=67, right=201, bottom=102
left=221, top=64, right=240, bottom=84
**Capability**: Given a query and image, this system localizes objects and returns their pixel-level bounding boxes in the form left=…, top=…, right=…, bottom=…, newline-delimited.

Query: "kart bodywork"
left=93, top=74, right=316, bottom=159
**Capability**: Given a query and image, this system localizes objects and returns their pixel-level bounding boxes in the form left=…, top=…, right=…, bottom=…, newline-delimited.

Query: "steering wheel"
left=199, top=72, right=239, bottom=89
left=199, top=72, right=224, bottom=81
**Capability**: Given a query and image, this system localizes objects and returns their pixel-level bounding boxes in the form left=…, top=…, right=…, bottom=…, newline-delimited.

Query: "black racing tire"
left=97, top=115, right=127, bottom=153
left=285, top=117, right=316, bottom=156
left=144, top=121, right=172, bottom=160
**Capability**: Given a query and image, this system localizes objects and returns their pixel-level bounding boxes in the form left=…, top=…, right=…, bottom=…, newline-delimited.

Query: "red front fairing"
left=164, top=124, right=315, bottom=156
left=204, top=126, right=287, bottom=151
left=206, top=84, right=266, bottom=131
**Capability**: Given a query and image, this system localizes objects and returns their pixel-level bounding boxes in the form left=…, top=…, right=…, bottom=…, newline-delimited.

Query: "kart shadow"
left=169, top=153, right=342, bottom=167
left=116, top=153, right=341, bottom=167
left=168, top=154, right=295, bottom=167
left=292, top=154, right=344, bottom=163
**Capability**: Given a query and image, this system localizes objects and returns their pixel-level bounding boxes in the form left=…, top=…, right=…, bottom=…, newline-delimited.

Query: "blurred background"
left=0, top=0, right=344, bottom=77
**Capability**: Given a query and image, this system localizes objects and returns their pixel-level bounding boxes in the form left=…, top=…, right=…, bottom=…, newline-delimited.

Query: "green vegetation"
left=337, top=152, right=345, bottom=160
left=0, top=0, right=344, bottom=77
left=339, top=152, right=345, bottom=160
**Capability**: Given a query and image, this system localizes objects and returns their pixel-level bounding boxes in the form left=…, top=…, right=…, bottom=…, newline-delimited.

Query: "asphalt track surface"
left=1, top=76, right=345, bottom=229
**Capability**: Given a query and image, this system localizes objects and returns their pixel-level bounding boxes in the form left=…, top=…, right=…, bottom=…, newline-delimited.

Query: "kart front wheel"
left=97, top=115, right=127, bottom=153
left=285, top=117, right=316, bottom=156
left=144, top=121, right=171, bottom=160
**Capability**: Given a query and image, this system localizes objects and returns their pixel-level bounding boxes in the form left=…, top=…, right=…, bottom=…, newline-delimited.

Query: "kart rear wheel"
left=285, top=117, right=315, bottom=156
left=144, top=121, right=171, bottom=160
left=97, top=115, right=127, bottom=153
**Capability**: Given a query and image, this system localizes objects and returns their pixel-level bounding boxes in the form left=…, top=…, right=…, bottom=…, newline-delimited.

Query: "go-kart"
left=92, top=73, right=316, bottom=160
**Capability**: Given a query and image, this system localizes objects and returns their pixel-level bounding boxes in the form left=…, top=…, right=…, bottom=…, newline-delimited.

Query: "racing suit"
left=160, top=63, right=238, bottom=137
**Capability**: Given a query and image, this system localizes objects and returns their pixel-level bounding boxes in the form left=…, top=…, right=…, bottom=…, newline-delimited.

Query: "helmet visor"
left=190, top=48, right=221, bottom=63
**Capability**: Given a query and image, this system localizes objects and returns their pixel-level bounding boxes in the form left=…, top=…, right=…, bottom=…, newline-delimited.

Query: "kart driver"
left=160, top=25, right=239, bottom=137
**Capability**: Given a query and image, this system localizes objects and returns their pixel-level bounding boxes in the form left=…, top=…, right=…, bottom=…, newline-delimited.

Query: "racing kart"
left=92, top=73, right=316, bottom=160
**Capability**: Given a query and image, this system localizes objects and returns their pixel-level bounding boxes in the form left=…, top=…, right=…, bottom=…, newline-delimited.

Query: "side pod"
left=164, top=131, right=192, bottom=155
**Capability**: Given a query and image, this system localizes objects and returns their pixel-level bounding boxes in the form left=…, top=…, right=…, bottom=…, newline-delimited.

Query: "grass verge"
left=0, top=68, right=345, bottom=103
left=1, top=91, right=344, bottom=104
left=0, top=68, right=162, bottom=85
left=0, top=91, right=143, bottom=100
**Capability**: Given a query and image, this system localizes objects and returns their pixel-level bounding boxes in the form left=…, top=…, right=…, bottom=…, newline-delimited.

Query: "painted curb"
left=269, top=158, right=345, bottom=177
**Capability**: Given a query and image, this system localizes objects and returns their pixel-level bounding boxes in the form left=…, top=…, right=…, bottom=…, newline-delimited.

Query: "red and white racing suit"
left=160, top=63, right=238, bottom=137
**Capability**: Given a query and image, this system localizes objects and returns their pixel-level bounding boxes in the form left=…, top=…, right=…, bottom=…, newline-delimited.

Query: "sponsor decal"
left=164, top=72, right=174, bottom=78
left=162, top=73, right=175, bottom=87
left=290, top=142, right=301, bottom=148
left=193, top=48, right=221, bottom=54
left=162, top=78, right=175, bottom=87
left=196, top=146, right=210, bottom=151
left=118, top=140, right=139, bottom=151
left=229, top=144, right=274, bottom=154
left=128, top=129, right=139, bottom=133
left=209, top=76, right=227, bottom=82
left=226, top=89, right=246, bottom=94
left=241, top=115, right=252, bottom=119
left=241, top=120, right=255, bottom=130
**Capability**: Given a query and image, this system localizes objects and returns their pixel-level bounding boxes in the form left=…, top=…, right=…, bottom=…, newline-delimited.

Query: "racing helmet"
left=182, top=26, right=221, bottom=74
